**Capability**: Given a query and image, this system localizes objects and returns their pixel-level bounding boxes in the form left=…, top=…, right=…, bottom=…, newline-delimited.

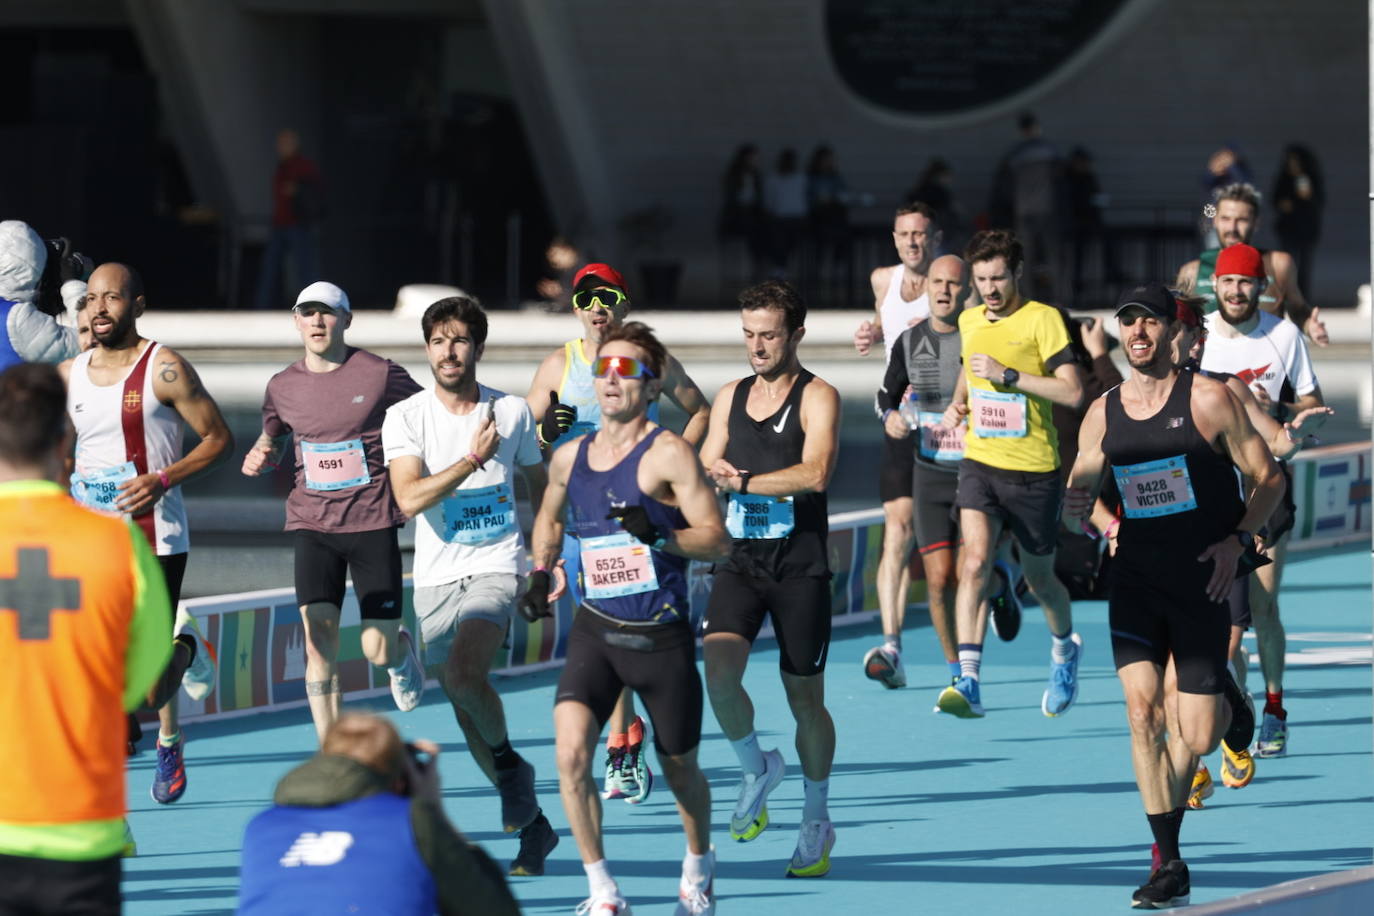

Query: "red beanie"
left=1214, top=244, right=1264, bottom=279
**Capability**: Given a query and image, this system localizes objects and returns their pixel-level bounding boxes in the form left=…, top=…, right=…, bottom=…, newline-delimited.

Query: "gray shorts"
left=414, top=573, right=521, bottom=666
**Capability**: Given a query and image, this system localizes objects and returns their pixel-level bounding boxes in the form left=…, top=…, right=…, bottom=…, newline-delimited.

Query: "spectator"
left=1200, top=142, right=1254, bottom=246
left=906, top=157, right=964, bottom=252
left=718, top=144, right=766, bottom=281
left=806, top=145, right=852, bottom=285
left=0, top=221, right=86, bottom=371
left=255, top=129, right=323, bottom=309
left=239, top=713, right=520, bottom=916
left=0, top=361, right=172, bottom=916
left=763, top=148, right=807, bottom=276
left=988, top=113, right=1063, bottom=300
left=1272, top=144, right=1324, bottom=294
left=1063, top=147, right=1122, bottom=305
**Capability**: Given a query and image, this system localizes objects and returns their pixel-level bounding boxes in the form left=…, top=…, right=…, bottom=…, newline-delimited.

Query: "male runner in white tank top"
left=61, top=262, right=234, bottom=806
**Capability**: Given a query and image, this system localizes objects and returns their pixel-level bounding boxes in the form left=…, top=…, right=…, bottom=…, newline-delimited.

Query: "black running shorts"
left=1260, top=463, right=1296, bottom=543
left=1109, top=564, right=1228, bottom=695
left=954, top=458, right=1063, bottom=557
left=293, top=527, right=403, bottom=620
left=156, top=552, right=188, bottom=609
left=913, top=462, right=959, bottom=554
left=0, top=853, right=120, bottom=916
left=1228, top=575, right=1252, bottom=630
left=555, top=609, right=703, bottom=757
left=702, top=569, right=831, bottom=676
left=878, top=432, right=915, bottom=503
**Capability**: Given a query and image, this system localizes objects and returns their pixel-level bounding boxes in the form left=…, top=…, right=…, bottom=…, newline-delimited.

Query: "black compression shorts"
left=702, top=570, right=831, bottom=676
left=156, top=552, right=188, bottom=609
left=1109, top=565, right=1229, bottom=695
left=879, top=432, right=915, bottom=503
left=1228, top=575, right=1252, bottom=630
left=954, top=459, right=1063, bottom=557
left=555, top=609, right=703, bottom=757
left=913, top=462, right=959, bottom=554
left=293, top=527, right=403, bottom=620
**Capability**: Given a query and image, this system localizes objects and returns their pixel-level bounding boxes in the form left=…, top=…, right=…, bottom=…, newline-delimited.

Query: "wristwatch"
left=1231, top=530, right=1255, bottom=549
left=1001, top=367, right=1020, bottom=387
left=738, top=470, right=751, bottom=495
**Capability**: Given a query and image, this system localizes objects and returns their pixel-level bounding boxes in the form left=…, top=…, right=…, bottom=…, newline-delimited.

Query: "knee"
left=444, top=665, right=488, bottom=710
left=1021, top=560, right=1060, bottom=595
left=958, top=552, right=991, bottom=585
left=884, top=516, right=913, bottom=549
left=657, top=754, right=694, bottom=793
left=1125, top=698, right=1164, bottom=740
left=784, top=681, right=826, bottom=721
left=555, top=735, right=590, bottom=782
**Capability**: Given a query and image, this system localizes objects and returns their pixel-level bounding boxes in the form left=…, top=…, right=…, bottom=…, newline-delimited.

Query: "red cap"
left=1215, top=243, right=1264, bottom=279
left=572, top=263, right=629, bottom=295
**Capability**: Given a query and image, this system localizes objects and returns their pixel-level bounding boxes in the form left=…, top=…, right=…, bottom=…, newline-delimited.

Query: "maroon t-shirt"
left=262, top=348, right=422, bottom=533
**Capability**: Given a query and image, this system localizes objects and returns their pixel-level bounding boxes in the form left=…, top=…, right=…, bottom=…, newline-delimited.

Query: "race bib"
left=301, top=439, right=370, bottom=491
left=918, top=410, right=965, bottom=461
left=970, top=389, right=1027, bottom=438
left=726, top=493, right=795, bottom=540
left=440, top=483, right=517, bottom=546
left=581, top=532, right=660, bottom=600
left=1114, top=456, right=1198, bottom=519
left=71, top=462, right=137, bottom=513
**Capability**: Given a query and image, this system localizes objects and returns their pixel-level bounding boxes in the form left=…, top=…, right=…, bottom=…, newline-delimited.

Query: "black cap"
left=1114, top=283, right=1175, bottom=321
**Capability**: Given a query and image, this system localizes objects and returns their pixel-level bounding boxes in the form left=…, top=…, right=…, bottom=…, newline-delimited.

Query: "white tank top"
left=68, top=341, right=189, bottom=555
left=879, top=266, right=930, bottom=361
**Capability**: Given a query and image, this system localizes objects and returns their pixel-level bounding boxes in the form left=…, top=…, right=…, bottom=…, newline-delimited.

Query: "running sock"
left=802, top=776, right=830, bottom=822
left=958, top=643, right=983, bottom=681
left=682, top=848, right=712, bottom=885
left=491, top=737, right=521, bottom=771
left=627, top=715, right=645, bottom=747
left=157, top=731, right=180, bottom=748
left=583, top=858, right=619, bottom=899
left=1051, top=631, right=1076, bottom=664
left=174, top=633, right=197, bottom=663
left=730, top=732, right=766, bottom=777
left=884, top=634, right=902, bottom=653
left=1146, top=808, right=1185, bottom=865
left=1264, top=691, right=1285, bottom=717
left=607, top=731, right=628, bottom=751
left=947, top=660, right=961, bottom=680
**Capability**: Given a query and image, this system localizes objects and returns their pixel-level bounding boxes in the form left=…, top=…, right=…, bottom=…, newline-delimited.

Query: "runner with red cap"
left=526, top=263, right=711, bottom=805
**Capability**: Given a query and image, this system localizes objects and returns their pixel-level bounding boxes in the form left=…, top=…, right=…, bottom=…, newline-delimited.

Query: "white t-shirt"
left=382, top=383, right=542, bottom=587
left=1200, top=310, right=1318, bottom=404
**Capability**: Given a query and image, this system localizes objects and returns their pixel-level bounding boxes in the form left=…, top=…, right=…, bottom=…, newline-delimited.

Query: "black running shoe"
left=989, top=559, right=1022, bottom=642
left=1131, top=859, right=1190, bottom=909
left=1222, top=670, right=1255, bottom=752
left=509, top=811, right=558, bottom=876
left=496, top=757, right=538, bottom=833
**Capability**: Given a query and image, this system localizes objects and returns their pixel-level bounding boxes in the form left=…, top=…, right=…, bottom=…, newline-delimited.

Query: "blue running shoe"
left=151, top=734, right=187, bottom=803
left=936, top=675, right=985, bottom=718
left=989, top=559, right=1023, bottom=641
left=1042, top=633, right=1083, bottom=717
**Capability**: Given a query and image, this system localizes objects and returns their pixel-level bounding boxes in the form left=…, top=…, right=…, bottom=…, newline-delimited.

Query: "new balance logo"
left=1165, top=417, right=1185, bottom=429
left=279, top=831, right=353, bottom=867
left=73, top=403, right=84, bottom=413
left=772, top=405, right=792, bottom=433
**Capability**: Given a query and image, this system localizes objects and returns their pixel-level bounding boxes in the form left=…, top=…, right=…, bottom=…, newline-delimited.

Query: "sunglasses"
left=572, top=287, right=628, bottom=310
left=593, top=355, right=656, bottom=380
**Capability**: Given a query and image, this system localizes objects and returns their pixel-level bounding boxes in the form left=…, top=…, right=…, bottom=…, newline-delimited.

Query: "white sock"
left=583, top=859, right=618, bottom=898
left=730, top=732, right=766, bottom=777
left=802, top=776, right=830, bottom=822
left=682, top=847, right=712, bottom=886
left=884, top=633, right=902, bottom=653
left=1051, top=632, right=1076, bottom=664
left=958, top=644, right=983, bottom=681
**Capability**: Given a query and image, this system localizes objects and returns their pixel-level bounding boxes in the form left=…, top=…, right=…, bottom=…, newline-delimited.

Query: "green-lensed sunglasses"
left=572, top=287, right=628, bottom=310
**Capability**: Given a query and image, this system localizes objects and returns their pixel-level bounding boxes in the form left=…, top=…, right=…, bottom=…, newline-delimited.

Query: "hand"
left=1197, top=535, right=1245, bottom=603
left=883, top=409, right=910, bottom=439
left=519, top=569, right=555, bottom=622
left=116, top=472, right=165, bottom=515
left=241, top=443, right=279, bottom=477
left=469, top=415, right=500, bottom=465
left=608, top=505, right=664, bottom=547
left=1079, top=316, right=1109, bottom=358
left=1106, top=532, right=1119, bottom=557
left=540, top=390, right=577, bottom=445
left=853, top=320, right=880, bottom=356
left=967, top=353, right=1007, bottom=384
left=400, top=739, right=442, bottom=803
left=1061, top=486, right=1094, bottom=526
left=1305, top=307, right=1329, bottom=347
left=940, top=400, right=969, bottom=430
left=707, top=458, right=747, bottom=493
left=1250, top=384, right=1276, bottom=416
left=1289, top=405, right=1334, bottom=436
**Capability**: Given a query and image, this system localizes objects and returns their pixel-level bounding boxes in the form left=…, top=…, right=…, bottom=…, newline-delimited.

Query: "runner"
left=242, top=281, right=426, bottom=745
left=382, top=295, right=558, bottom=877
left=524, top=321, right=728, bottom=915
left=699, top=279, right=842, bottom=877
left=865, top=253, right=966, bottom=687
left=1174, top=182, right=1327, bottom=346
left=934, top=230, right=1084, bottom=719
left=527, top=262, right=712, bottom=805
left=61, top=262, right=231, bottom=804
left=1063, top=282, right=1282, bottom=908
left=1195, top=245, right=1324, bottom=759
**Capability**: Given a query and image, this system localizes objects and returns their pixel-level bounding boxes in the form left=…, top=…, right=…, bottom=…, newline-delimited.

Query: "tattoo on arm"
left=159, top=361, right=179, bottom=384
left=306, top=676, right=340, bottom=696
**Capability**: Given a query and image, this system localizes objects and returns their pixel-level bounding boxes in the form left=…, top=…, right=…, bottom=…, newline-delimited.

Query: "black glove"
left=607, top=505, right=664, bottom=547
left=540, top=391, right=577, bottom=446
left=519, top=569, right=554, bottom=622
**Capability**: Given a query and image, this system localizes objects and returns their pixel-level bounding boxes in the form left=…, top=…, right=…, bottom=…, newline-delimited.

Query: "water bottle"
left=898, top=391, right=921, bottom=430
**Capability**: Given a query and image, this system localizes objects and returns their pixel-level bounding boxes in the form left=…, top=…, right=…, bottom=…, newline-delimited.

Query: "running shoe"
left=151, top=734, right=187, bottom=804
left=988, top=559, right=1023, bottom=642
left=936, top=675, right=985, bottom=718
left=1221, top=670, right=1255, bottom=752
left=1131, top=859, right=1190, bottom=909
left=122, top=819, right=137, bottom=858
left=624, top=728, right=653, bottom=806
left=1187, top=765, right=1214, bottom=809
left=1220, top=739, right=1256, bottom=789
left=862, top=644, right=907, bottom=689
left=1256, top=711, right=1288, bottom=758
left=575, top=893, right=633, bottom=915
left=174, top=607, right=218, bottom=702
left=785, top=819, right=836, bottom=878
left=1042, top=633, right=1083, bottom=717
left=674, top=847, right=715, bottom=916
left=389, top=627, right=425, bottom=713
left=508, top=811, right=558, bottom=876
left=729, top=748, right=785, bottom=842
left=496, top=757, right=539, bottom=833
left=601, top=745, right=634, bottom=800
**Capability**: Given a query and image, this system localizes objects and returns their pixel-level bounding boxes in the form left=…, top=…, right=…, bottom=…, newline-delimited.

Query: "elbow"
left=394, top=492, right=422, bottom=520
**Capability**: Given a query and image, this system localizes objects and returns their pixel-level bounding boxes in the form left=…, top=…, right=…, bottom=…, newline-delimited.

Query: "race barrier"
left=173, top=443, right=1369, bottom=724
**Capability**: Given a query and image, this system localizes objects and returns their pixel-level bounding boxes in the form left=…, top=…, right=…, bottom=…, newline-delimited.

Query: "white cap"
left=293, top=280, right=350, bottom=313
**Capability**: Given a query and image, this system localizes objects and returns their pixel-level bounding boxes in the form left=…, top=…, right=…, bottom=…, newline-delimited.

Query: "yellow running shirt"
left=958, top=300, right=1073, bottom=473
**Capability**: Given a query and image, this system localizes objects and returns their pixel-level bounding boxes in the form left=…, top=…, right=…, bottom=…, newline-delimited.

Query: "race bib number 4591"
left=301, top=439, right=370, bottom=491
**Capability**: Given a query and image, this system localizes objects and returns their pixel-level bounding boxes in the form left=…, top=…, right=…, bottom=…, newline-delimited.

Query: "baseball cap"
left=1215, top=243, right=1265, bottom=279
left=294, top=280, right=351, bottom=313
left=1114, top=283, right=1176, bottom=321
left=572, top=263, right=628, bottom=296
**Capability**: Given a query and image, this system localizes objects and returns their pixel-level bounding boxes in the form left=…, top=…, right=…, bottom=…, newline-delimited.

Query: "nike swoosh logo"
left=813, top=642, right=827, bottom=668
left=772, top=405, right=792, bottom=433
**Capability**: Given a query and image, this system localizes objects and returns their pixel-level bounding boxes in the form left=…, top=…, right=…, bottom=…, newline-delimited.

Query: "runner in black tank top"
left=1064, top=283, right=1283, bottom=908
left=699, top=280, right=842, bottom=878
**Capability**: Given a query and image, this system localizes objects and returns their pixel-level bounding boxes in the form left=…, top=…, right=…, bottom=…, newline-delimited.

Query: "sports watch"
left=1001, top=367, right=1020, bottom=387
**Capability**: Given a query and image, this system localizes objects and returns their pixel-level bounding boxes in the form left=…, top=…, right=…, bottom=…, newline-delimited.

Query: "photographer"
left=0, top=220, right=90, bottom=370
left=238, top=713, right=520, bottom=916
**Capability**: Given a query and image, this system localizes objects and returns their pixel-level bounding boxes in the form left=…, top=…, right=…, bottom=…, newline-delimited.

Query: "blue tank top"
left=566, top=426, right=688, bottom=622
left=238, top=793, right=438, bottom=915
left=552, top=337, right=660, bottom=450
left=0, top=299, right=22, bottom=371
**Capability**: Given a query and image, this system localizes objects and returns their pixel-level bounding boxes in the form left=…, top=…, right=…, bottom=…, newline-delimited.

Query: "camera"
left=35, top=236, right=93, bottom=318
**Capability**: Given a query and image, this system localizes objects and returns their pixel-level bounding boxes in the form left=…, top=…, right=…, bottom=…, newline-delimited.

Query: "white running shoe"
left=786, top=819, right=836, bottom=878
left=389, top=627, right=425, bottom=713
left=175, top=607, right=217, bottom=702
left=575, top=893, right=632, bottom=915
left=730, top=748, right=785, bottom=841
left=862, top=644, right=907, bottom=689
left=674, top=847, right=716, bottom=916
